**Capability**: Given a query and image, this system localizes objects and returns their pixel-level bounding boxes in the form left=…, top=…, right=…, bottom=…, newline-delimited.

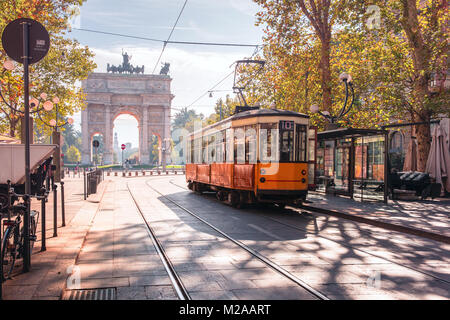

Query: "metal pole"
left=83, top=168, right=86, bottom=200
left=61, top=181, right=65, bottom=227
left=41, top=196, right=46, bottom=251
left=53, top=183, right=58, bottom=237
left=384, top=131, right=389, bottom=204
left=22, top=20, right=31, bottom=273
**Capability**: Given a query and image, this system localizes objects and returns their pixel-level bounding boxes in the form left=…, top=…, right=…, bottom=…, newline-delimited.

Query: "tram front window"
left=280, top=131, right=294, bottom=162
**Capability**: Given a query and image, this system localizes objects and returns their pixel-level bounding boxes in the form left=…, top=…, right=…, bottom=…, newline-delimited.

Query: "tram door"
left=308, top=126, right=317, bottom=190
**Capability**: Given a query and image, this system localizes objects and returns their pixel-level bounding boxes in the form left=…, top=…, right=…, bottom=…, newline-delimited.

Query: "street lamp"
left=310, top=72, right=355, bottom=129
left=35, top=97, right=73, bottom=183
left=1, top=60, right=59, bottom=139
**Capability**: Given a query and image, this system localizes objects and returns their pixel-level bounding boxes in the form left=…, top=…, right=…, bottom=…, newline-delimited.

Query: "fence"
left=84, top=168, right=104, bottom=200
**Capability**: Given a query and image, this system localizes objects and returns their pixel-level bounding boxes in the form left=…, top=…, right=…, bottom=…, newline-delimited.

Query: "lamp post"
left=0, top=61, right=56, bottom=273
left=35, top=96, right=73, bottom=183
left=310, top=72, right=355, bottom=130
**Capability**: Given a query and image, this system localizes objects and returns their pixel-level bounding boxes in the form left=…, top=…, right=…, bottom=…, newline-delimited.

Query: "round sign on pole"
left=121, top=144, right=126, bottom=150
left=1, top=18, right=50, bottom=64
left=93, top=140, right=100, bottom=148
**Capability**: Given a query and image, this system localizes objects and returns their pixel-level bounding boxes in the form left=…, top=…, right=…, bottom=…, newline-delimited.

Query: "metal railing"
left=83, top=168, right=104, bottom=200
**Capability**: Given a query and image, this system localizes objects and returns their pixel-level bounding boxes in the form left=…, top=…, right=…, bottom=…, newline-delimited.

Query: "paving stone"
left=117, top=286, right=147, bottom=300
left=145, top=285, right=178, bottom=300
left=231, top=287, right=317, bottom=300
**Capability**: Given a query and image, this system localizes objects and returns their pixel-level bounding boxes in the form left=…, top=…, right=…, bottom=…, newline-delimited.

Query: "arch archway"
left=113, top=113, right=140, bottom=165
left=80, top=72, right=173, bottom=166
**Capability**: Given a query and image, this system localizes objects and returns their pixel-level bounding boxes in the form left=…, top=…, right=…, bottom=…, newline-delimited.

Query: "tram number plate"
left=279, top=120, right=294, bottom=131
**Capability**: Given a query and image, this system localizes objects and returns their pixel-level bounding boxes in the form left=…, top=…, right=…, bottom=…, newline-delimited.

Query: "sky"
left=68, top=0, right=264, bottom=148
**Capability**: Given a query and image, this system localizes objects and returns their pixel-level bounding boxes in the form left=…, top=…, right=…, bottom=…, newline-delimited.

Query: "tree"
left=0, top=0, right=96, bottom=137
left=254, top=0, right=346, bottom=113
left=205, top=95, right=240, bottom=125
left=59, top=120, right=81, bottom=153
left=172, top=107, right=204, bottom=132
left=345, top=0, right=449, bottom=170
left=66, top=145, right=81, bottom=163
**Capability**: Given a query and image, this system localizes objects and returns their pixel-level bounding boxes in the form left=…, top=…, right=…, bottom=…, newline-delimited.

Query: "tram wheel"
left=216, top=191, right=226, bottom=202
left=187, top=182, right=194, bottom=190
left=228, top=191, right=240, bottom=208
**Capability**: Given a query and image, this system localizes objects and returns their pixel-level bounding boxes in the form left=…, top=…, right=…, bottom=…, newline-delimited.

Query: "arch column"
left=103, top=105, right=113, bottom=164
left=141, top=107, right=150, bottom=164
left=81, top=109, right=90, bottom=164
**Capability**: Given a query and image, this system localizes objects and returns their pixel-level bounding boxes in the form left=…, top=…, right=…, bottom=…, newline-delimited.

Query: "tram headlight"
left=301, top=178, right=306, bottom=183
left=301, top=170, right=307, bottom=176
left=260, top=177, right=266, bottom=183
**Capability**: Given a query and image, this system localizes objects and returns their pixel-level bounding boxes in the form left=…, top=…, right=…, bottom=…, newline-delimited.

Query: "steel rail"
left=167, top=179, right=450, bottom=285
left=126, top=182, right=191, bottom=300
left=145, top=180, right=329, bottom=300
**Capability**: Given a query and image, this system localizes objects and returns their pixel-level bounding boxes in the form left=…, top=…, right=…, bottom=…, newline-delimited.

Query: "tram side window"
left=296, top=124, right=307, bottom=162
left=226, top=128, right=234, bottom=163
left=234, top=127, right=245, bottom=164
left=193, top=137, right=202, bottom=163
left=208, top=134, right=216, bottom=164
left=245, top=125, right=257, bottom=163
left=202, top=135, right=208, bottom=164
left=259, top=123, right=278, bottom=163
left=215, top=130, right=225, bottom=163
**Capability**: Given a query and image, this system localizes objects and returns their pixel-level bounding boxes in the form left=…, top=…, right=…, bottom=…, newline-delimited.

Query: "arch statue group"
left=81, top=72, right=173, bottom=165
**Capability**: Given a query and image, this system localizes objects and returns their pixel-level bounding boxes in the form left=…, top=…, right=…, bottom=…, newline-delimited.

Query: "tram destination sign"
left=2, top=18, right=50, bottom=64
left=279, top=120, right=294, bottom=131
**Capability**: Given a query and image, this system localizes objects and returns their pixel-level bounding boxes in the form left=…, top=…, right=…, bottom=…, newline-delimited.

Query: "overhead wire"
left=152, top=0, right=189, bottom=74
left=185, top=44, right=264, bottom=110
left=72, top=28, right=260, bottom=48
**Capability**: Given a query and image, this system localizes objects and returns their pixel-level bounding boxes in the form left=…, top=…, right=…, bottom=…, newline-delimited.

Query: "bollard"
left=53, top=184, right=58, bottom=237
left=41, top=196, right=46, bottom=251
left=150, top=171, right=153, bottom=175
left=135, top=171, right=138, bottom=176
left=61, top=181, right=66, bottom=227
left=115, top=172, right=117, bottom=176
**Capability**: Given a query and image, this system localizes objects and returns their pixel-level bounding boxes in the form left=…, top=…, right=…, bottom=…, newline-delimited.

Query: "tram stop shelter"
left=315, top=127, right=389, bottom=203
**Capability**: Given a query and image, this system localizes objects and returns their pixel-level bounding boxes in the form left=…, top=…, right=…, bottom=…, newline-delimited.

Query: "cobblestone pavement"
left=2, top=175, right=449, bottom=300
left=305, top=192, right=450, bottom=238
left=2, top=177, right=107, bottom=299
left=150, top=175, right=449, bottom=300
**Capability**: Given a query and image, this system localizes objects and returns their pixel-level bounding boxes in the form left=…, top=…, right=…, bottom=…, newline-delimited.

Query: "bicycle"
left=1, top=187, right=40, bottom=281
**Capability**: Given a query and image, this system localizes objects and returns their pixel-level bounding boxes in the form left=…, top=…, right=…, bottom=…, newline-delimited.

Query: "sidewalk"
left=304, top=192, right=450, bottom=240
left=2, top=177, right=108, bottom=300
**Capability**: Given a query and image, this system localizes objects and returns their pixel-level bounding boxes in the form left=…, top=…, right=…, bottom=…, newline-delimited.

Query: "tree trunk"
left=415, top=112, right=431, bottom=172
left=320, top=38, right=332, bottom=112
left=401, top=0, right=432, bottom=172
left=9, top=118, right=16, bottom=138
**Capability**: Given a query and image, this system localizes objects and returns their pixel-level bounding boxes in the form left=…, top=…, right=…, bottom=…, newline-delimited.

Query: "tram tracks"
left=126, top=182, right=191, bottom=300
left=166, top=179, right=450, bottom=286
left=127, top=179, right=329, bottom=300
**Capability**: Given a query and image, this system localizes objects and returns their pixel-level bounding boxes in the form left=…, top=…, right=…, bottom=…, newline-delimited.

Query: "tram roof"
left=188, top=108, right=309, bottom=136
left=231, top=108, right=309, bottom=120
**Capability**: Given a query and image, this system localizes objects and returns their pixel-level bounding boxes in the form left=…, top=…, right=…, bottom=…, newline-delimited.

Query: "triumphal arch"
left=80, top=58, right=173, bottom=165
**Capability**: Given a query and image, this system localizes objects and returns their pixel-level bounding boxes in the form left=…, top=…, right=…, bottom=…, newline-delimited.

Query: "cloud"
left=229, top=0, right=260, bottom=16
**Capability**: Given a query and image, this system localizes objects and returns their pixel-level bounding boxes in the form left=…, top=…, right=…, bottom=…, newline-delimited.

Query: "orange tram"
left=185, top=108, right=312, bottom=208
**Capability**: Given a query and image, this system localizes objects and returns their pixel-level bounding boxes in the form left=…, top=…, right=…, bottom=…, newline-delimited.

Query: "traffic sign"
left=2, top=18, right=50, bottom=65
left=121, top=144, right=126, bottom=150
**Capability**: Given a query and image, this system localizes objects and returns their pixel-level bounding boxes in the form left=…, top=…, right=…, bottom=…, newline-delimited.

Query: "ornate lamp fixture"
left=310, top=72, right=355, bottom=129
